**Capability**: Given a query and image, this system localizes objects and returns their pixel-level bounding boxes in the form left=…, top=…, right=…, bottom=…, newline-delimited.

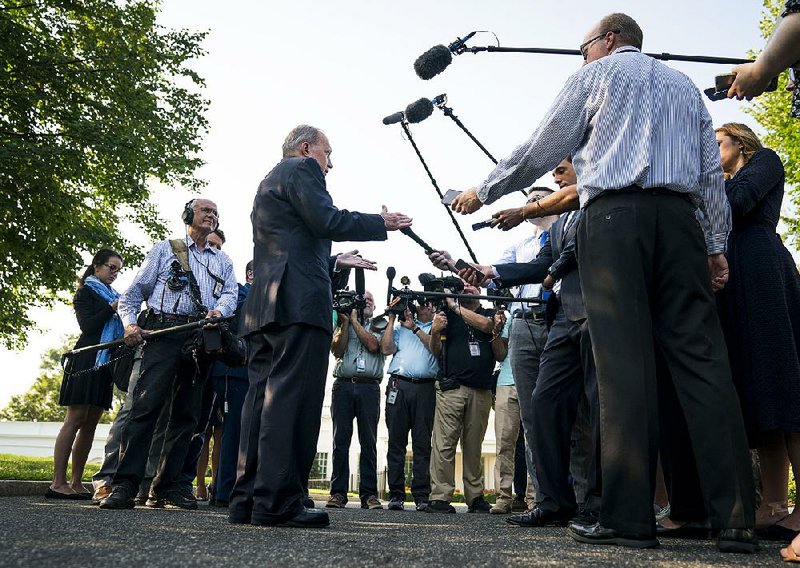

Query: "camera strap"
left=169, top=239, right=207, bottom=316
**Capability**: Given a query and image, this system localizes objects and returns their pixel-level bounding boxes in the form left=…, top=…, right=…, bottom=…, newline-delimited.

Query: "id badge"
left=212, top=278, right=223, bottom=299
left=387, top=387, right=398, bottom=405
left=356, top=356, right=366, bottom=373
left=468, top=341, right=480, bottom=357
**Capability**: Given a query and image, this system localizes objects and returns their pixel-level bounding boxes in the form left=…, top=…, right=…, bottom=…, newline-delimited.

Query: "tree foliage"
left=746, top=0, right=800, bottom=245
left=0, top=0, right=208, bottom=348
left=0, top=334, right=122, bottom=422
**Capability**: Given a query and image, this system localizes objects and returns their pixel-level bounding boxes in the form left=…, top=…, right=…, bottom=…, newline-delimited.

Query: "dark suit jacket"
left=241, top=157, right=387, bottom=336
left=495, top=211, right=586, bottom=322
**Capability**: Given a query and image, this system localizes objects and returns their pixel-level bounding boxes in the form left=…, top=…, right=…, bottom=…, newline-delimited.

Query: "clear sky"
left=0, top=0, right=782, bottom=407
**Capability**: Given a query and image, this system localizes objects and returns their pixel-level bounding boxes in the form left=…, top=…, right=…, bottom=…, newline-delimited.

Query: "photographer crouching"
left=425, top=278, right=507, bottom=514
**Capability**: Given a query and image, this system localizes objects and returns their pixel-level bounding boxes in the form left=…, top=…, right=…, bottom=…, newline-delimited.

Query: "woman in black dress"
left=715, top=123, right=800, bottom=539
left=47, top=249, right=124, bottom=499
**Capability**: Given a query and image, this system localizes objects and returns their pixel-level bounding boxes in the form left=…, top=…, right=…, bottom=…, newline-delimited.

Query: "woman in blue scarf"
left=47, top=249, right=124, bottom=499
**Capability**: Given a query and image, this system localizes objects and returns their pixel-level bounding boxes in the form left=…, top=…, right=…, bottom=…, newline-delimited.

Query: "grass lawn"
left=0, top=454, right=100, bottom=482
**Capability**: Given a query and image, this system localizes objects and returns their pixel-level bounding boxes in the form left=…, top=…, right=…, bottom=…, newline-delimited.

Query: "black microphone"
left=405, top=98, right=434, bottom=124
left=382, top=111, right=405, bottom=125
left=471, top=219, right=497, bottom=231
left=386, top=266, right=396, bottom=306
left=413, top=32, right=477, bottom=80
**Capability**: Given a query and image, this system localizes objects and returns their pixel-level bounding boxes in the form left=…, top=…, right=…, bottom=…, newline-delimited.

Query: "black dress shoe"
left=506, top=506, right=576, bottom=527
left=250, top=507, right=330, bottom=528
left=148, top=489, right=198, bottom=510
left=717, top=528, right=759, bottom=553
left=302, top=494, right=315, bottom=509
left=98, top=486, right=135, bottom=510
left=567, top=521, right=659, bottom=549
left=281, top=507, right=329, bottom=528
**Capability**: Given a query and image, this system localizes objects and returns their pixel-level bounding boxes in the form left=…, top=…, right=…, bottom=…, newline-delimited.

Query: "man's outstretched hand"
left=381, top=206, right=413, bottom=231
left=451, top=188, right=483, bottom=214
left=336, top=250, right=378, bottom=271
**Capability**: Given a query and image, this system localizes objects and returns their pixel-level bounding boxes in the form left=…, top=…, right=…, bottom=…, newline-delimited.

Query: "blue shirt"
left=477, top=46, right=731, bottom=254
left=386, top=320, right=439, bottom=379
left=119, top=235, right=238, bottom=326
left=495, top=319, right=514, bottom=386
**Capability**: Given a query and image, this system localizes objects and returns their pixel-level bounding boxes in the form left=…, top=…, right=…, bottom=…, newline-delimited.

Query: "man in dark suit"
left=229, top=125, right=411, bottom=528
left=461, top=204, right=601, bottom=528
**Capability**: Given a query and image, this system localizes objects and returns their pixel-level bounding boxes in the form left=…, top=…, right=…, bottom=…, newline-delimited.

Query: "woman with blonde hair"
left=715, top=123, right=800, bottom=542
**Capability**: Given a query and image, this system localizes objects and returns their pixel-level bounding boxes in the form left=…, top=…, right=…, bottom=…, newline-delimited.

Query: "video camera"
left=332, top=289, right=367, bottom=314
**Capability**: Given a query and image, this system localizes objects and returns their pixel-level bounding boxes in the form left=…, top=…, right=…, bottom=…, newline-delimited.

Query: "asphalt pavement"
left=0, top=495, right=787, bottom=567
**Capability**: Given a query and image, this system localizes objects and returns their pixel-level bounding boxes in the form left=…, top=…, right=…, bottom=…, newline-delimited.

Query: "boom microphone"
left=405, top=98, right=434, bottom=124
left=413, top=32, right=477, bottom=80
left=382, top=111, right=405, bottom=125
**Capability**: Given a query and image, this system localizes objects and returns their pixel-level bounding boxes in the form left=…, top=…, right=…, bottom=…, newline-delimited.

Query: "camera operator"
left=326, top=291, right=386, bottom=510
left=425, top=280, right=506, bottom=514
left=380, top=299, right=439, bottom=512
left=98, top=198, right=238, bottom=510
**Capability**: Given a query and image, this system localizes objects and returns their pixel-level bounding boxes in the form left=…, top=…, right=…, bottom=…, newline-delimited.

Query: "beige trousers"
left=429, top=384, right=492, bottom=505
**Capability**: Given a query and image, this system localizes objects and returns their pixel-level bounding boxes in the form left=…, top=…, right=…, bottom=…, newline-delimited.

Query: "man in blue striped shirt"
left=450, top=12, right=755, bottom=553
left=99, top=198, right=238, bottom=510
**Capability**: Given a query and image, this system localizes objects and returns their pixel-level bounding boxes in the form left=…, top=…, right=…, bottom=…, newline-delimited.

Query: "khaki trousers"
left=494, top=385, right=531, bottom=505
left=429, top=384, right=492, bottom=505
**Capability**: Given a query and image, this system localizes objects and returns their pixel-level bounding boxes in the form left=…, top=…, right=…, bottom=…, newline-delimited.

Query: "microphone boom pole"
left=399, top=120, right=479, bottom=263
left=465, top=45, right=752, bottom=65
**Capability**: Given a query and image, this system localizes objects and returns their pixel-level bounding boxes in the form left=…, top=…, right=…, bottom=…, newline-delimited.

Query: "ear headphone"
left=182, top=199, right=196, bottom=226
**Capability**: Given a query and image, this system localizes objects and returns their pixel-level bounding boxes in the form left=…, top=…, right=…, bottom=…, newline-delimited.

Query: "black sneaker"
left=387, top=497, right=404, bottom=511
left=467, top=496, right=491, bottom=514
left=302, top=494, right=315, bottom=509
left=415, top=500, right=431, bottom=512
left=423, top=500, right=456, bottom=514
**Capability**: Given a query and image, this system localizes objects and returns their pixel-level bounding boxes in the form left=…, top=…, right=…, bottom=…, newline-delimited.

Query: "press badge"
left=387, top=382, right=398, bottom=405
left=211, top=275, right=224, bottom=299
left=469, top=341, right=480, bottom=356
left=356, top=356, right=366, bottom=373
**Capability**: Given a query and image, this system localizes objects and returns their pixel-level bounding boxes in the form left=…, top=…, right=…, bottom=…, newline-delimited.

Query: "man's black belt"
left=512, top=311, right=546, bottom=322
left=390, top=374, right=436, bottom=384
left=335, top=377, right=381, bottom=384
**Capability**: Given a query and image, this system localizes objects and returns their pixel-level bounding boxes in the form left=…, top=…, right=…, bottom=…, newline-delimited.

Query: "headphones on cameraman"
left=182, top=199, right=196, bottom=226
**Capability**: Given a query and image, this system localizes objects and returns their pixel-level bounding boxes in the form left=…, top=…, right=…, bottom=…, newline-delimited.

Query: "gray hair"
left=598, top=13, right=643, bottom=50
left=282, top=125, right=322, bottom=157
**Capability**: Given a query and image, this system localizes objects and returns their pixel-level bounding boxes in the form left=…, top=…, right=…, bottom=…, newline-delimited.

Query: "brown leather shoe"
left=91, top=485, right=112, bottom=504
left=362, top=495, right=383, bottom=510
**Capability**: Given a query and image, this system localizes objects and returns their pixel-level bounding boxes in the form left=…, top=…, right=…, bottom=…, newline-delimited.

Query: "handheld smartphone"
left=454, top=258, right=485, bottom=281
left=705, top=72, right=779, bottom=102
left=441, top=189, right=462, bottom=205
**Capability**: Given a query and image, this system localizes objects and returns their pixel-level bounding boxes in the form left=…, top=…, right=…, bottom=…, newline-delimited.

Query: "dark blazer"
left=495, top=211, right=586, bottom=322
left=241, top=157, right=387, bottom=336
left=69, top=285, right=117, bottom=373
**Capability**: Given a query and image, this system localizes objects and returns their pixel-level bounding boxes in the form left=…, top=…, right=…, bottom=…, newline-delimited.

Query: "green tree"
left=0, top=0, right=208, bottom=348
left=746, top=0, right=800, bottom=245
left=0, top=334, right=123, bottom=422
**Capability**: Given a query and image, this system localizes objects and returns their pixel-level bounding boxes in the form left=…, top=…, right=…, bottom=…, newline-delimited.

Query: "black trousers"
left=113, top=328, right=205, bottom=494
left=531, top=308, right=600, bottom=514
left=385, top=378, right=436, bottom=502
left=577, top=190, right=755, bottom=536
left=229, top=323, right=330, bottom=524
left=329, top=380, right=381, bottom=498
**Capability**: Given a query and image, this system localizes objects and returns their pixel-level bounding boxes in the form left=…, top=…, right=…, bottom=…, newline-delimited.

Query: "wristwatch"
left=412, top=326, right=421, bottom=334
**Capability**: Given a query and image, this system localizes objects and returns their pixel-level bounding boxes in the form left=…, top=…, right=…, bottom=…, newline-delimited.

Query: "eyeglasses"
left=579, top=30, right=619, bottom=60
left=103, top=263, right=122, bottom=273
left=198, top=206, right=218, bottom=217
